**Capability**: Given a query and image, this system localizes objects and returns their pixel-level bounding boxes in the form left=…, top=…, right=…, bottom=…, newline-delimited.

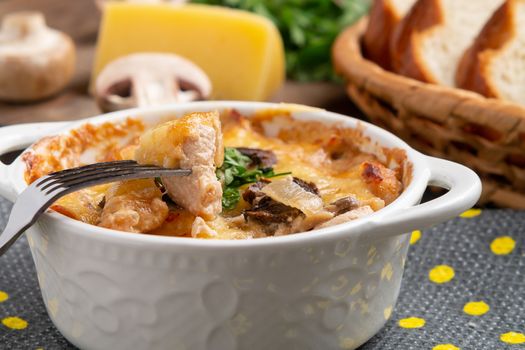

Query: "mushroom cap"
left=95, top=53, right=212, bottom=112
left=0, top=12, right=76, bottom=102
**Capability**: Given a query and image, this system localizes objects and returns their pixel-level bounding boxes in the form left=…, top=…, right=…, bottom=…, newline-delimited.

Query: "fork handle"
left=0, top=122, right=70, bottom=202
left=0, top=214, right=34, bottom=256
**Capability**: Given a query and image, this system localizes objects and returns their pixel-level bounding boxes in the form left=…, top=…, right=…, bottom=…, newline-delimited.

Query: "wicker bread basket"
left=333, top=17, right=525, bottom=209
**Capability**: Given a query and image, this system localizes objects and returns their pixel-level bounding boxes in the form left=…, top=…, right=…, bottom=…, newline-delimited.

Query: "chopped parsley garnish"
left=217, top=147, right=291, bottom=210
left=222, top=187, right=241, bottom=211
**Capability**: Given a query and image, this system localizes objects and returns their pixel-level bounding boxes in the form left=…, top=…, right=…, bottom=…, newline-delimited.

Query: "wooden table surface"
left=0, top=0, right=359, bottom=125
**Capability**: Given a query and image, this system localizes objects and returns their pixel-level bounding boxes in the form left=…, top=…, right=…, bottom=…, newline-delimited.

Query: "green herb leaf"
left=222, top=187, right=241, bottom=210
left=216, top=147, right=291, bottom=210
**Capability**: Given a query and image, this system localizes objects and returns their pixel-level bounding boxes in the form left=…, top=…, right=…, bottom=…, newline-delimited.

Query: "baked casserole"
left=23, top=109, right=410, bottom=239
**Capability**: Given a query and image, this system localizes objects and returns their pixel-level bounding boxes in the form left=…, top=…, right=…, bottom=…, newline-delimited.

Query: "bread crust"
left=334, top=16, right=525, bottom=208
left=390, top=0, right=444, bottom=83
left=363, top=0, right=400, bottom=69
left=456, top=1, right=515, bottom=98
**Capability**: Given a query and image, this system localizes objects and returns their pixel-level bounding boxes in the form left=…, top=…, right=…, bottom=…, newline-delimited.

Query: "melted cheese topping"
left=23, top=110, right=409, bottom=239
left=222, top=121, right=383, bottom=205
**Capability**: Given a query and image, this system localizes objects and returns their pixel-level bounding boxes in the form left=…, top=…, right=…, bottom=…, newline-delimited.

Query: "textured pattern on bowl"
left=29, top=222, right=410, bottom=350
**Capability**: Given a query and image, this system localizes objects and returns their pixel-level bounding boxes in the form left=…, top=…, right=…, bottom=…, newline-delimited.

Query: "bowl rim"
left=10, top=101, right=431, bottom=248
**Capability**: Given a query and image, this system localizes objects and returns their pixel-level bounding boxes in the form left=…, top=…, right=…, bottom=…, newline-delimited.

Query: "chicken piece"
left=315, top=206, right=374, bottom=229
left=98, top=179, right=168, bottom=233
left=360, top=161, right=402, bottom=205
left=134, top=111, right=223, bottom=220
left=191, top=217, right=218, bottom=238
left=162, top=165, right=222, bottom=220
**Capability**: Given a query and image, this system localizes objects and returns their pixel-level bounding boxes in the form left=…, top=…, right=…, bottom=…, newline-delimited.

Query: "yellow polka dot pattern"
left=429, top=265, right=455, bottom=284
left=0, top=205, right=517, bottom=347
left=410, top=230, right=421, bottom=245
left=490, top=236, right=516, bottom=255
left=432, top=344, right=460, bottom=350
left=459, top=209, right=482, bottom=218
left=2, top=316, right=28, bottom=330
left=463, top=301, right=490, bottom=316
left=500, top=332, right=525, bottom=344
left=0, top=291, right=29, bottom=331
left=398, top=317, right=425, bottom=329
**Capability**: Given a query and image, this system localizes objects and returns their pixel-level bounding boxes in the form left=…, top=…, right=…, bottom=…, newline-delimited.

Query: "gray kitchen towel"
left=0, top=197, right=523, bottom=350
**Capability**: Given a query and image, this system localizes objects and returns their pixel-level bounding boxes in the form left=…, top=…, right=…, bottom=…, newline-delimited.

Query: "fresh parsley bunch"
left=192, top=0, right=371, bottom=81
left=216, top=147, right=289, bottom=210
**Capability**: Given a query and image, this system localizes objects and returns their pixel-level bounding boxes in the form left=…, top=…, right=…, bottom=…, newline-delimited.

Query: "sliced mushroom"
left=94, top=53, right=212, bottom=112
left=244, top=196, right=303, bottom=224
left=242, top=180, right=270, bottom=205
left=0, top=12, right=75, bottom=102
left=236, top=147, right=277, bottom=168
left=325, top=196, right=360, bottom=216
left=242, top=177, right=332, bottom=235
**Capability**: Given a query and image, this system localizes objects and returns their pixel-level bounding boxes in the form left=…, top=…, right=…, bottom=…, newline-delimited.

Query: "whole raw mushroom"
left=0, top=12, right=76, bottom=102
left=94, top=53, right=212, bottom=112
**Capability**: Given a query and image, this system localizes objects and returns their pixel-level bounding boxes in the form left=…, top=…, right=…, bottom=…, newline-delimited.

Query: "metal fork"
left=0, top=160, right=191, bottom=256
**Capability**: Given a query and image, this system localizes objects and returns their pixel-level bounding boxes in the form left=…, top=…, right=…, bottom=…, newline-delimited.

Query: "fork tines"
left=0, top=160, right=191, bottom=257
left=35, top=160, right=191, bottom=195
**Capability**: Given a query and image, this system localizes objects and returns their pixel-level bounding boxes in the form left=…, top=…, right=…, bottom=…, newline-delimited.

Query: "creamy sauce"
left=223, top=122, right=381, bottom=205
left=23, top=110, right=410, bottom=239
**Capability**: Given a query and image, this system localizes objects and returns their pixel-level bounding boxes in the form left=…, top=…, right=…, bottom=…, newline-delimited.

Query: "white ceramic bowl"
left=0, top=102, right=481, bottom=350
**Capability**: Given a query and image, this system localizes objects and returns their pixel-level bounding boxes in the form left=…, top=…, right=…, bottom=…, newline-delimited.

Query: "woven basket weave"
left=333, top=17, right=525, bottom=209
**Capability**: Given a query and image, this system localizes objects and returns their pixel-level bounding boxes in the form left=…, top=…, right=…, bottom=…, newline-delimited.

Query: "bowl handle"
left=0, top=122, right=71, bottom=202
left=364, top=157, right=482, bottom=241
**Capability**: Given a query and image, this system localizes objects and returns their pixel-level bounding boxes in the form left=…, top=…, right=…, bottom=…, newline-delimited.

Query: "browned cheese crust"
left=23, top=119, right=144, bottom=184
left=21, top=110, right=411, bottom=238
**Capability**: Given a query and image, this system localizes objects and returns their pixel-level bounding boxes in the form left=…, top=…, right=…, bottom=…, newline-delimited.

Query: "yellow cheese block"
left=92, top=3, right=285, bottom=101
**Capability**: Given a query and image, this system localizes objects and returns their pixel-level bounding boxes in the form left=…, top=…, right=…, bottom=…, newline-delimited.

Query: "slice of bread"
left=456, top=0, right=525, bottom=105
left=390, top=0, right=505, bottom=86
left=363, top=0, right=417, bottom=69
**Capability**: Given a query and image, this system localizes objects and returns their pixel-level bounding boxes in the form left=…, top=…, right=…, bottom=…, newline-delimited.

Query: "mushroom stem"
left=132, top=73, right=181, bottom=107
